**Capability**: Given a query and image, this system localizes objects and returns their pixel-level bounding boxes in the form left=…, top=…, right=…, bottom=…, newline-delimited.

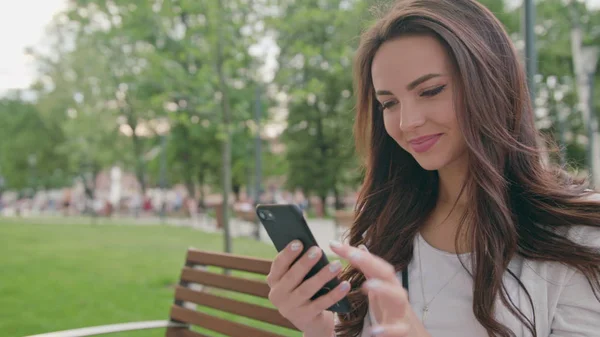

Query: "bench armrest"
left=24, top=320, right=188, bottom=337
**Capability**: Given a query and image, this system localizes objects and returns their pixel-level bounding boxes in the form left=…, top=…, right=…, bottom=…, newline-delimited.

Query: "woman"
left=266, top=0, right=600, bottom=336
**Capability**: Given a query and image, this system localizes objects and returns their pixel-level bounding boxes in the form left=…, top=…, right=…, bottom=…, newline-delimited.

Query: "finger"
left=363, top=279, right=409, bottom=322
left=277, top=246, right=323, bottom=293
left=267, top=240, right=303, bottom=287
left=368, top=283, right=383, bottom=323
left=291, top=259, right=344, bottom=306
left=357, top=244, right=385, bottom=319
left=369, top=323, right=411, bottom=337
left=308, top=279, right=352, bottom=313
left=329, top=241, right=397, bottom=282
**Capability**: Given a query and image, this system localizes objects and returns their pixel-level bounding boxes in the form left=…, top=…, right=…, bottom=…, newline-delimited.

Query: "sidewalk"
left=233, top=217, right=347, bottom=256
left=185, top=214, right=346, bottom=256
left=110, top=212, right=348, bottom=255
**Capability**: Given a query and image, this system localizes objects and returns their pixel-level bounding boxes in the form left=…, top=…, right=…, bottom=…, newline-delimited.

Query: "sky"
left=1, top=0, right=600, bottom=94
left=0, top=0, right=67, bottom=93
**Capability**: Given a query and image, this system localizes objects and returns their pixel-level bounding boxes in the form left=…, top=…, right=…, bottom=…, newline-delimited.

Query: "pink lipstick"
left=408, top=134, right=443, bottom=153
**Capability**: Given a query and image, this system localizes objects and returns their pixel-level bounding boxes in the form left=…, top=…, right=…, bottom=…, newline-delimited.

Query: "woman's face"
left=371, top=35, right=468, bottom=171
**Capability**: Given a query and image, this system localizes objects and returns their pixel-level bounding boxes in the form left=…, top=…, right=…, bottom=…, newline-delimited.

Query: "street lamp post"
left=156, top=120, right=170, bottom=223
left=581, top=47, right=600, bottom=186
left=0, top=175, right=5, bottom=211
left=524, top=0, right=537, bottom=104
left=253, top=84, right=262, bottom=240
left=159, top=133, right=167, bottom=222
left=28, top=154, right=37, bottom=197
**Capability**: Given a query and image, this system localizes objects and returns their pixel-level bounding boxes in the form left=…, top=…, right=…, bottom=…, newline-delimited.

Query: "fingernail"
left=308, top=246, right=320, bottom=259
left=370, top=325, right=385, bottom=335
left=329, top=260, right=342, bottom=272
left=339, top=281, right=350, bottom=291
left=329, top=240, right=342, bottom=248
left=349, top=250, right=362, bottom=261
left=290, top=241, right=302, bottom=251
left=365, top=279, right=382, bottom=289
left=358, top=244, right=368, bottom=251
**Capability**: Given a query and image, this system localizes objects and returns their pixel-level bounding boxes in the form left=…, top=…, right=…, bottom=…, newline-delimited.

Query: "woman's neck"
left=420, top=156, right=472, bottom=254
left=437, top=156, right=469, bottom=207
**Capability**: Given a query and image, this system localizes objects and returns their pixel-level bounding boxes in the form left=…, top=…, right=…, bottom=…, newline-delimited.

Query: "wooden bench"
left=334, top=210, right=354, bottom=236
left=235, top=209, right=257, bottom=223
left=25, top=249, right=300, bottom=337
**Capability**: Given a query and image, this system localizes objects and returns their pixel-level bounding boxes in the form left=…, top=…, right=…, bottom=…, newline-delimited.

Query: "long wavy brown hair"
left=335, top=0, right=600, bottom=336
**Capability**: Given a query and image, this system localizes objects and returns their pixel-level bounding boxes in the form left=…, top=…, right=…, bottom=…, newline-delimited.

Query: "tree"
left=0, top=92, right=67, bottom=192
left=30, top=16, right=127, bottom=212
left=268, top=0, right=368, bottom=213
left=60, top=0, right=175, bottom=193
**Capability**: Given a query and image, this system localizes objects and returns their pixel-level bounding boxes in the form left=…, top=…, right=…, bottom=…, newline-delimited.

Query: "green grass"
left=0, top=218, right=303, bottom=337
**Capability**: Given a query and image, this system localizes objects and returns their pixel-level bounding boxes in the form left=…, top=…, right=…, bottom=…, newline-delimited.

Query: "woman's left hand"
left=329, top=241, right=431, bottom=337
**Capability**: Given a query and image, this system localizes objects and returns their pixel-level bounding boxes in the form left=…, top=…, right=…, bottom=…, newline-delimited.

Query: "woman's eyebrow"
left=375, top=73, right=443, bottom=96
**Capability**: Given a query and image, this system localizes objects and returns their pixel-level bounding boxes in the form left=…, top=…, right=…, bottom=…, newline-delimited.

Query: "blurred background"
left=0, top=0, right=599, bottom=336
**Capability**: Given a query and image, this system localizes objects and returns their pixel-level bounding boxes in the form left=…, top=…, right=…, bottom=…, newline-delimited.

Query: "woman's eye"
left=421, top=85, right=447, bottom=97
left=381, top=100, right=397, bottom=111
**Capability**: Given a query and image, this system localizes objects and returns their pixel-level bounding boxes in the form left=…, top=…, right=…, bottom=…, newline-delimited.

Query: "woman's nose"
left=399, top=105, right=426, bottom=132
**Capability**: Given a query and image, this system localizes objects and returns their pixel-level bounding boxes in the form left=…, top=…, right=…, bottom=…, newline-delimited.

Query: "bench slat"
left=174, top=286, right=297, bottom=330
left=170, top=305, right=287, bottom=337
left=166, top=328, right=210, bottom=337
left=187, top=248, right=271, bottom=275
left=186, top=249, right=272, bottom=275
left=180, top=267, right=270, bottom=298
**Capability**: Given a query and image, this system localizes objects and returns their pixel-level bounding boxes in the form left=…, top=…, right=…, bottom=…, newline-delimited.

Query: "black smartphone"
left=256, top=203, right=352, bottom=313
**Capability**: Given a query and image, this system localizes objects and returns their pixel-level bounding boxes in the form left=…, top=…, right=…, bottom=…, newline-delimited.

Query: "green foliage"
left=0, top=93, right=68, bottom=190
left=268, top=0, right=368, bottom=207
left=1, top=0, right=598, bottom=204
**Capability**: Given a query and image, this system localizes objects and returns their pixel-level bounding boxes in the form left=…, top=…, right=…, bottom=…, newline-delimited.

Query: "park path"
left=231, top=217, right=346, bottom=256
left=179, top=214, right=345, bottom=256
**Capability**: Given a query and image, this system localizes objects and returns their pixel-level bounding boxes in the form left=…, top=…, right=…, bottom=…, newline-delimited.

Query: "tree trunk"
left=319, top=194, right=327, bottom=218
left=216, top=0, right=232, bottom=254
left=80, top=174, right=95, bottom=216
left=182, top=154, right=195, bottom=199
left=232, top=183, right=241, bottom=202
left=130, top=124, right=147, bottom=193
left=333, top=187, right=344, bottom=210
left=197, top=168, right=206, bottom=210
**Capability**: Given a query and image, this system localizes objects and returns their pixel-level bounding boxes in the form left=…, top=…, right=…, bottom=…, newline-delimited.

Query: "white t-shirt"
left=347, top=225, right=600, bottom=337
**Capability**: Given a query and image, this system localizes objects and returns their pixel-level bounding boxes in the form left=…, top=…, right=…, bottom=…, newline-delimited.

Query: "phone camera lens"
left=258, top=210, right=274, bottom=220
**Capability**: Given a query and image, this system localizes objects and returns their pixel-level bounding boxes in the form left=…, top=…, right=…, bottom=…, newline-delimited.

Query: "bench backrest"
left=167, top=249, right=300, bottom=337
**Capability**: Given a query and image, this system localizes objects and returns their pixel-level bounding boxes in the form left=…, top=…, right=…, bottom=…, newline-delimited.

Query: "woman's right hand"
left=267, top=240, right=352, bottom=336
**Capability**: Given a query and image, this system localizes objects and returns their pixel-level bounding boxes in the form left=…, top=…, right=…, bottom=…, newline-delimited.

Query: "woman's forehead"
left=371, top=36, right=452, bottom=91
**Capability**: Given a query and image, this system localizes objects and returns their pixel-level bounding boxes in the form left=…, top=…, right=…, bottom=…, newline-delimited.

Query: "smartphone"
left=256, top=203, right=352, bottom=313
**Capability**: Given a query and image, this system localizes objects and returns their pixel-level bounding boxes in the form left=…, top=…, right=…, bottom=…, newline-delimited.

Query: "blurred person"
left=294, top=190, right=309, bottom=214
left=174, top=192, right=183, bottom=212
left=61, top=188, right=71, bottom=216
left=186, top=196, right=198, bottom=219
left=265, top=1, right=600, bottom=337
left=143, top=195, right=153, bottom=213
left=129, top=192, right=142, bottom=218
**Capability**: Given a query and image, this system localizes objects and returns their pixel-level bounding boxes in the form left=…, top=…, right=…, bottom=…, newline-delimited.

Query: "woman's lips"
left=408, top=133, right=443, bottom=153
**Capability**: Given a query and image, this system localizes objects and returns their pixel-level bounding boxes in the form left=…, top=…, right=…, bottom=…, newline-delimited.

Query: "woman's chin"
left=412, top=154, right=449, bottom=171
left=412, top=149, right=468, bottom=172
left=417, top=162, right=445, bottom=171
